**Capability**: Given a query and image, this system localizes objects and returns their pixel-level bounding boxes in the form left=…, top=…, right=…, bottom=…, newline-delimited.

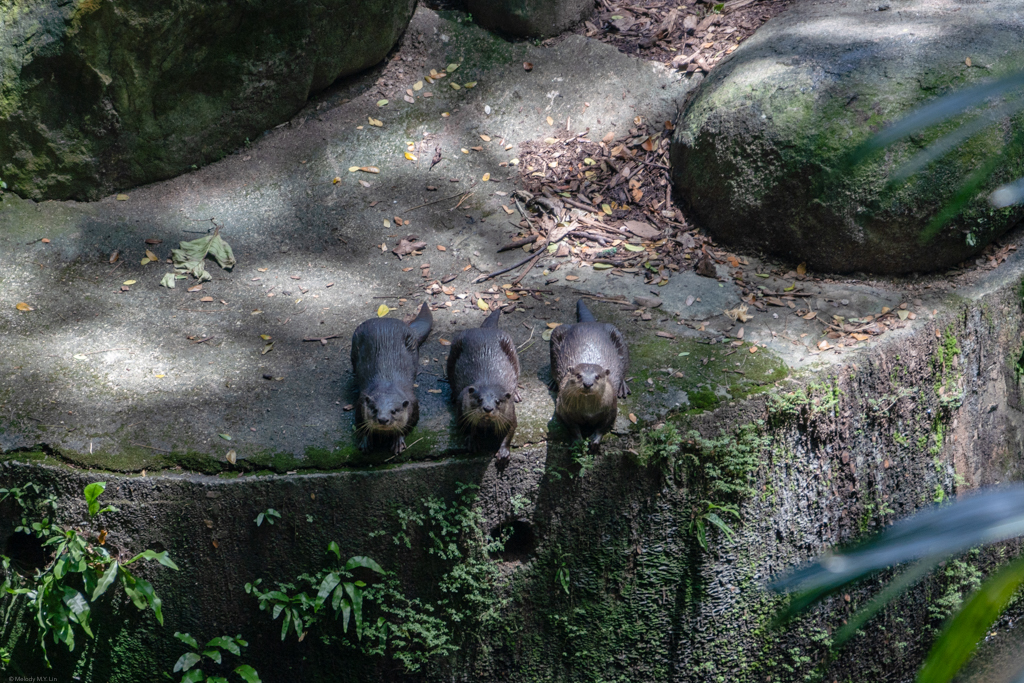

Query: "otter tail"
left=480, top=307, right=502, bottom=328
left=576, top=298, right=596, bottom=323
left=408, top=301, right=433, bottom=348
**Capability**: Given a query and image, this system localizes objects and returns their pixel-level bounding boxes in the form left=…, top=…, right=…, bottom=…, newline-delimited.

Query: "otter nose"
left=582, top=376, right=594, bottom=388
left=377, top=416, right=390, bottom=425
left=482, top=404, right=494, bottom=413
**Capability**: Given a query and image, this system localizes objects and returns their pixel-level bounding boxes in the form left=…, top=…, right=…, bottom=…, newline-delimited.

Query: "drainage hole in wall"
left=5, top=530, right=48, bottom=575
left=489, top=520, right=536, bottom=561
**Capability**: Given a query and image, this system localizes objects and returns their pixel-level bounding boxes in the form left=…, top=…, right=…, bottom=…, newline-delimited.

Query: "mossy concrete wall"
left=0, top=0, right=417, bottom=201
left=2, top=274, right=1024, bottom=681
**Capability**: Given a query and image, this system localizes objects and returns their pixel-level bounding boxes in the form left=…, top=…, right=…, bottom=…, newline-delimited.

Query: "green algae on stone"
left=628, top=337, right=788, bottom=417
left=671, top=0, right=1024, bottom=274
left=0, top=0, right=417, bottom=201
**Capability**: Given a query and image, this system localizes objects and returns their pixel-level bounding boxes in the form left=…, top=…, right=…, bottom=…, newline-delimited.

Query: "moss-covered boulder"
left=0, top=0, right=417, bottom=201
left=670, top=0, right=1024, bottom=274
left=467, top=0, right=592, bottom=38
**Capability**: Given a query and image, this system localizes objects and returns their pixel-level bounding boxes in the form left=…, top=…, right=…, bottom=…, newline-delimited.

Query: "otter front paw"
left=588, top=432, right=602, bottom=454
left=358, top=433, right=371, bottom=452
left=392, top=435, right=407, bottom=455
left=513, top=388, right=523, bottom=403
left=496, top=445, right=511, bottom=462
left=617, top=379, right=631, bottom=399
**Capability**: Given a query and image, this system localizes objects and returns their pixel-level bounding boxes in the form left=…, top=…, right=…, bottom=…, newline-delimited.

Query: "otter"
left=351, top=302, right=433, bottom=454
left=447, top=308, right=521, bottom=462
left=550, top=299, right=630, bottom=450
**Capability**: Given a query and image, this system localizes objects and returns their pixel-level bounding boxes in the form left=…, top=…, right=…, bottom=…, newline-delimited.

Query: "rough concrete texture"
left=671, top=0, right=1024, bottom=274
left=0, top=0, right=417, bottom=201
left=467, top=0, right=594, bottom=38
left=2, top=6, right=1024, bottom=682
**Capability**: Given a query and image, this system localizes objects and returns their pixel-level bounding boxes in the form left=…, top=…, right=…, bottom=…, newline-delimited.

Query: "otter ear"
left=402, top=400, right=410, bottom=408
left=467, top=386, right=476, bottom=394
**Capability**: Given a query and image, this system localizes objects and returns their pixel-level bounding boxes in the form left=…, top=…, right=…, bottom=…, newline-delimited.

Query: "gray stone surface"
left=2, top=8, right=1024, bottom=682
left=0, top=0, right=417, bottom=201
left=671, top=0, right=1024, bottom=274
left=0, top=11, right=700, bottom=471
left=468, top=0, right=594, bottom=37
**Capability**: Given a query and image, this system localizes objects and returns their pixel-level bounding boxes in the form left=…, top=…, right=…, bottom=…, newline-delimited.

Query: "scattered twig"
left=404, top=185, right=477, bottom=213
left=512, top=247, right=547, bottom=286
left=561, top=196, right=600, bottom=213
left=473, top=248, right=544, bottom=284
left=452, top=190, right=476, bottom=211
left=302, top=334, right=344, bottom=343
left=497, top=235, right=539, bottom=252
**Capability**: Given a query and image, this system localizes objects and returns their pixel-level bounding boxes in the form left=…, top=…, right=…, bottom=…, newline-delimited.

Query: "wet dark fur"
left=550, top=299, right=630, bottom=450
left=447, top=308, right=521, bottom=462
left=351, top=303, right=432, bottom=454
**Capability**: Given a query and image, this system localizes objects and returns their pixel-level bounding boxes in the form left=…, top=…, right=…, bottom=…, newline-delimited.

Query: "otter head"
left=358, top=387, right=416, bottom=435
left=563, top=363, right=611, bottom=394
left=459, top=384, right=514, bottom=434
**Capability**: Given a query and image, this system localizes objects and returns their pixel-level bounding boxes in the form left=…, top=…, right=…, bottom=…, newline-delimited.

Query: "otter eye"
left=505, top=393, right=512, bottom=400
left=605, top=369, right=611, bottom=377
left=576, top=373, right=582, bottom=380
left=467, top=387, right=475, bottom=394
left=402, top=400, right=409, bottom=408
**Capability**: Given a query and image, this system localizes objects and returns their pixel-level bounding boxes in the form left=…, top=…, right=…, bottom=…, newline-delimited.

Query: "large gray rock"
left=467, top=0, right=592, bottom=37
left=0, top=0, right=417, bottom=201
left=671, top=0, right=1024, bottom=274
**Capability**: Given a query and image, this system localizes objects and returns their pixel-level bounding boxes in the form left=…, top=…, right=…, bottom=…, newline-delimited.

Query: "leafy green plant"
left=0, top=482, right=178, bottom=667
left=690, top=501, right=741, bottom=552
left=246, top=484, right=505, bottom=673
left=166, top=632, right=261, bottom=683
left=555, top=559, right=570, bottom=596
left=771, top=484, right=1024, bottom=683
left=246, top=548, right=384, bottom=641
left=253, top=509, right=281, bottom=527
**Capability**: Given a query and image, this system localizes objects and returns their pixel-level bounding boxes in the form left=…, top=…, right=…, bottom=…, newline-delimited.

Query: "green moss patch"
left=628, top=337, right=789, bottom=416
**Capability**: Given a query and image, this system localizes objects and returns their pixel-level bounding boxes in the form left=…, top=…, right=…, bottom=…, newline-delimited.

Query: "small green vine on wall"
left=636, top=422, right=767, bottom=551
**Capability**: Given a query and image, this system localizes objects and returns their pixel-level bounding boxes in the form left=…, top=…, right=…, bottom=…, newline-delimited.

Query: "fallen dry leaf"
left=796, top=262, right=807, bottom=276
left=477, top=298, right=490, bottom=311
left=377, top=304, right=390, bottom=317
left=15, top=302, right=33, bottom=312
left=524, top=62, right=534, bottom=71
left=851, top=333, right=870, bottom=341
left=187, top=284, right=203, bottom=293
left=724, top=304, right=752, bottom=323
left=622, top=220, right=660, bottom=239
left=802, top=311, right=817, bottom=320
left=393, top=238, right=427, bottom=258
left=437, top=245, right=447, bottom=251
left=629, top=413, right=638, bottom=424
